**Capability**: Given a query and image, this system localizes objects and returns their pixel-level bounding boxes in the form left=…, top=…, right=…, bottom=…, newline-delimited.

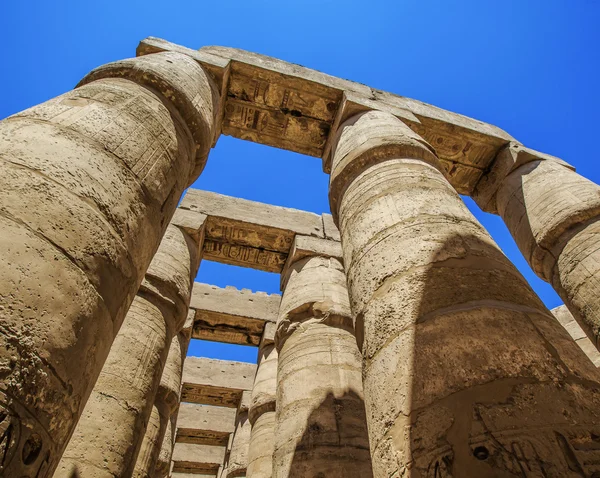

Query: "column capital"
left=473, top=141, right=574, bottom=213
left=328, top=110, right=438, bottom=223
left=280, top=234, right=343, bottom=290
left=79, top=51, right=221, bottom=184
left=276, top=246, right=352, bottom=353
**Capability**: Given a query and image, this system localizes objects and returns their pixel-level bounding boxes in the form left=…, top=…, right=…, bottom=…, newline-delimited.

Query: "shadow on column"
left=287, top=388, right=373, bottom=478
left=399, top=231, right=600, bottom=476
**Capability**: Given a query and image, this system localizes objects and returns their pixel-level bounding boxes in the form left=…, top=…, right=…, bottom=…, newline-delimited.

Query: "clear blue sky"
left=2, top=1, right=599, bottom=362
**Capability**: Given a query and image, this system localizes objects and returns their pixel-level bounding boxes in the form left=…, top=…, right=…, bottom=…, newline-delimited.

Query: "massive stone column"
left=154, top=414, right=176, bottom=478
left=328, top=109, right=600, bottom=477
left=273, top=236, right=373, bottom=478
left=134, top=311, right=195, bottom=478
left=247, top=323, right=278, bottom=478
left=474, top=143, right=600, bottom=351
left=226, top=391, right=252, bottom=478
left=0, top=51, right=218, bottom=476
left=57, top=218, right=203, bottom=477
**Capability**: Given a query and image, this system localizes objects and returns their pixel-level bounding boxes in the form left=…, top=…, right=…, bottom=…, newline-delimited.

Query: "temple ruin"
left=2, top=37, right=600, bottom=477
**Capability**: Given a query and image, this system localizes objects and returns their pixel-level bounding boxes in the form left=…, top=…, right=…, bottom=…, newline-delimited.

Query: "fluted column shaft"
left=247, top=324, right=278, bottom=478
left=273, top=254, right=372, bottom=478
left=475, top=143, right=600, bottom=350
left=134, top=313, right=195, bottom=478
left=0, top=51, right=218, bottom=476
left=329, top=110, right=600, bottom=477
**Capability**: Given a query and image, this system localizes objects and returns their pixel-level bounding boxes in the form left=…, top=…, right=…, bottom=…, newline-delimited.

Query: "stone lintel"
left=172, top=442, right=226, bottom=474
left=181, top=357, right=257, bottom=407
left=190, top=283, right=280, bottom=346
left=171, top=208, right=208, bottom=248
left=473, top=142, right=574, bottom=213
left=322, top=213, right=341, bottom=241
left=552, top=305, right=600, bottom=367
left=238, top=390, right=252, bottom=414
left=136, top=37, right=517, bottom=194
left=260, top=322, right=276, bottom=348
left=280, top=235, right=343, bottom=291
left=176, top=403, right=237, bottom=446
left=179, top=189, right=324, bottom=272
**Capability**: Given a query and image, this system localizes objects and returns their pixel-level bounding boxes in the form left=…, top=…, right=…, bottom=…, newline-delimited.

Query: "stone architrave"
left=57, top=220, right=203, bottom=478
left=135, top=311, right=196, bottom=477
left=474, top=142, right=600, bottom=351
left=247, top=323, right=278, bottom=478
left=0, top=50, right=219, bottom=476
left=328, top=109, right=600, bottom=477
left=273, top=237, right=373, bottom=478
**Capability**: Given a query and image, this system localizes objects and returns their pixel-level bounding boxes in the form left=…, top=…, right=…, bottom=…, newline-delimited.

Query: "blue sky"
left=2, top=1, right=599, bottom=362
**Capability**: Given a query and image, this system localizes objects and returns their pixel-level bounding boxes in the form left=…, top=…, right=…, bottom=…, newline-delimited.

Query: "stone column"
left=272, top=236, right=373, bottom=478
left=474, top=143, right=600, bottom=350
left=0, top=51, right=218, bottom=476
left=134, top=311, right=195, bottom=477
left=552, top=305, right=600, bottom=367
left=154, top=413, right=176, bottom=478
left=329, top=110, right=600, bottom=477
left=226, top=391, right=252, bottom=478
left=57, top=218, right=203, bottom=478
left=247, top=323, right=278, bottom=478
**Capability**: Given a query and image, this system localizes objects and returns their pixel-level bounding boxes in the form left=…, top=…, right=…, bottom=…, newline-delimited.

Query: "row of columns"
left=57, top=213, right=205, bottom=477
left=3, top=47, right=600, bottom=477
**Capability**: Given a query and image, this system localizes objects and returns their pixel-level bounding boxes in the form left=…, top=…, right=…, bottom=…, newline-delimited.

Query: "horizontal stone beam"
left=181, top=357, right=257, bottom=407
left=177, top=189, right=335, bottom=272
left=137, top=37, right=516, bottom=195
left=176, top=403, right=237, bottom=446
left=172, top=442, right=226, bottom=474
left=190, top=283, right=280, bottom=345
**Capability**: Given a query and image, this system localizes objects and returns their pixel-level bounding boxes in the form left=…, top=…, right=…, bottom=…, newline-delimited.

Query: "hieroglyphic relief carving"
left=222, top=68, right=340, bottom=157
left=420, top=427, right=600, bottom=477
left=205, top=219, right=293, bottom=252
left=0, top=398, right=51, bottom=477
left=203, top=240, right=286, bottom=273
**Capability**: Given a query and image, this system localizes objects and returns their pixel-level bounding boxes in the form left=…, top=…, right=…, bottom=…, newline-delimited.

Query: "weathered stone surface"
left=329, top=110, right=600, bottom=477
left=552, top=305, right=600, bottom=367
left=247, top=412, right=276, bottom=478
left=273, top=255, right=373, bottom=478
left=154, top=414, right=175, bottom=478
left=226, top=391, right=252, bottom=478
left=321, top=213, right=341, bottom=242
left=133, top=403, right=168, bottom=478
left=58, top=220, right=202, bottom=478
left=190, top=283, right=280, bottom=345
left=0, top=49, right=218, bottom=476
left=280, top=235, right=343, bottom=290
left=137, top=37, right=515, bottom=194
left=181, top=358, right=256, bottom=407
left=172, top=442, right=226, bottom=474
left=176, top=403, right=237, bottom=445
left=476, top=143, right=600, bottom=351
left=247, top=327, right=278, bottom=478
left=178, top=189, right=324, bottom=272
